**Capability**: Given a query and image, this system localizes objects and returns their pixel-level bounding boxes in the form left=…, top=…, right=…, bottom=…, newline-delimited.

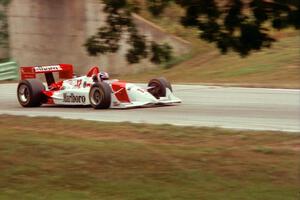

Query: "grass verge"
left=0, top=115, right=299, bottom=200
left=119, top=33, right=300, bottom=89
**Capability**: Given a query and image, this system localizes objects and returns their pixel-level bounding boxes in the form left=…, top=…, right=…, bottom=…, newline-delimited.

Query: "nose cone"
left=139, top=90, right=159, bottom=103
left=129, top=86, right=158, bottom=104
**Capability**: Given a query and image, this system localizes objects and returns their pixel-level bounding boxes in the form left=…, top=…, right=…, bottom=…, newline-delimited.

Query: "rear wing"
left=20, top=64, right=74, bottom=86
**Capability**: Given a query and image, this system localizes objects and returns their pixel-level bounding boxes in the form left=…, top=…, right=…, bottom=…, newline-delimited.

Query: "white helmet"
left=99, top=72, right=109, bottom=80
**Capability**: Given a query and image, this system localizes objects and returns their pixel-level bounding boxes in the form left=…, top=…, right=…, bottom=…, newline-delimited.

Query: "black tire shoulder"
left=89, top=82, right=112, bottom=109
left=148, top=77, right=172, bottom=98
left=17, top=79, right=45, bottom=107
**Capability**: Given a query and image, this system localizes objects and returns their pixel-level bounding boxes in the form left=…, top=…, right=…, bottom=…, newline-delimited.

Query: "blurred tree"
left=0, top=0, right=10, bottom=46
left=85, top=0, right=300, bottom=64
left=175, top=0, right=299, bottom=56
left=85, top=0, right=173, bottom=64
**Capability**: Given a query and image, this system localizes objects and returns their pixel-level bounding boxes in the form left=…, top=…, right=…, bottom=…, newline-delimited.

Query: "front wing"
left=110, top=89, right=181, bottom=109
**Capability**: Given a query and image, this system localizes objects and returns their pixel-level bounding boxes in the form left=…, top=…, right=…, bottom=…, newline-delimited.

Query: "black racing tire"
left=89, top=82, right=112, bottom=109
left=17, top=79, right=45, bottom=107
left=147, top=77, right=172, bottom=99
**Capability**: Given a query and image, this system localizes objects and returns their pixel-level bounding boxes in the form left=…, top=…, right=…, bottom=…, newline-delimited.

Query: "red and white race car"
left=17, top=64, right=181, bottom=109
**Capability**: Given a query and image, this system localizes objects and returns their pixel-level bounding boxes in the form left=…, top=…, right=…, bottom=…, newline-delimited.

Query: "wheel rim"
left=91, top=88, right=103, bottom=105
left=18, top=84, right=30, bottom=103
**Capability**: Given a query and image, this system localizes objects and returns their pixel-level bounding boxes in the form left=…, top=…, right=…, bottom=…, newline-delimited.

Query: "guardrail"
left=0, top=61, right=18, bottom=81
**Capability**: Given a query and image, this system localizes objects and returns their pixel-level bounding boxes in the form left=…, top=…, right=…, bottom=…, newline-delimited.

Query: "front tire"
left=148, top=77, right=172, bottom=99
left=17, top=79, right=45, bottom=107
left=89, top=82, right=112, bottom=109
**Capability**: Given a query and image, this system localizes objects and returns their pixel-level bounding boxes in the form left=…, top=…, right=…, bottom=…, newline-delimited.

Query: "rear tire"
left=148, top=77, right=172, bottom=99
left=89, top=82, right=112, bottom=109
left=17, top=79, right=45, bottom=107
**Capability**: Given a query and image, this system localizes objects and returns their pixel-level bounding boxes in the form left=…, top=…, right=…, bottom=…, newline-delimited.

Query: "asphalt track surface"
left=0, top=83, right=299, bottom=132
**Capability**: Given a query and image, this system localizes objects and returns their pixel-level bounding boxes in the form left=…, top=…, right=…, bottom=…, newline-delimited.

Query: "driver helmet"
left=99, top=71, right=109, bottom=80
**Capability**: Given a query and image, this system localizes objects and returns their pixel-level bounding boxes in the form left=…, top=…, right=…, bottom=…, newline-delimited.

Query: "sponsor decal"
left=63, top=93, right=86, bottom=103
left=76, top=79, right=82, bottom=88
left=34, top=65, right=62, bottom=72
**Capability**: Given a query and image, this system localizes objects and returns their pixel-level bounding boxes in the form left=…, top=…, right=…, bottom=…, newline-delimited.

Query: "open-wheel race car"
left=17, top=64, right=181, bottom=109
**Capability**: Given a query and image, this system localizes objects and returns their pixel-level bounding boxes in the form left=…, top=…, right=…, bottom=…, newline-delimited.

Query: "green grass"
left=120, top=31, right=300, bottom=88
left=0, top=115, right=300, bottom=200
